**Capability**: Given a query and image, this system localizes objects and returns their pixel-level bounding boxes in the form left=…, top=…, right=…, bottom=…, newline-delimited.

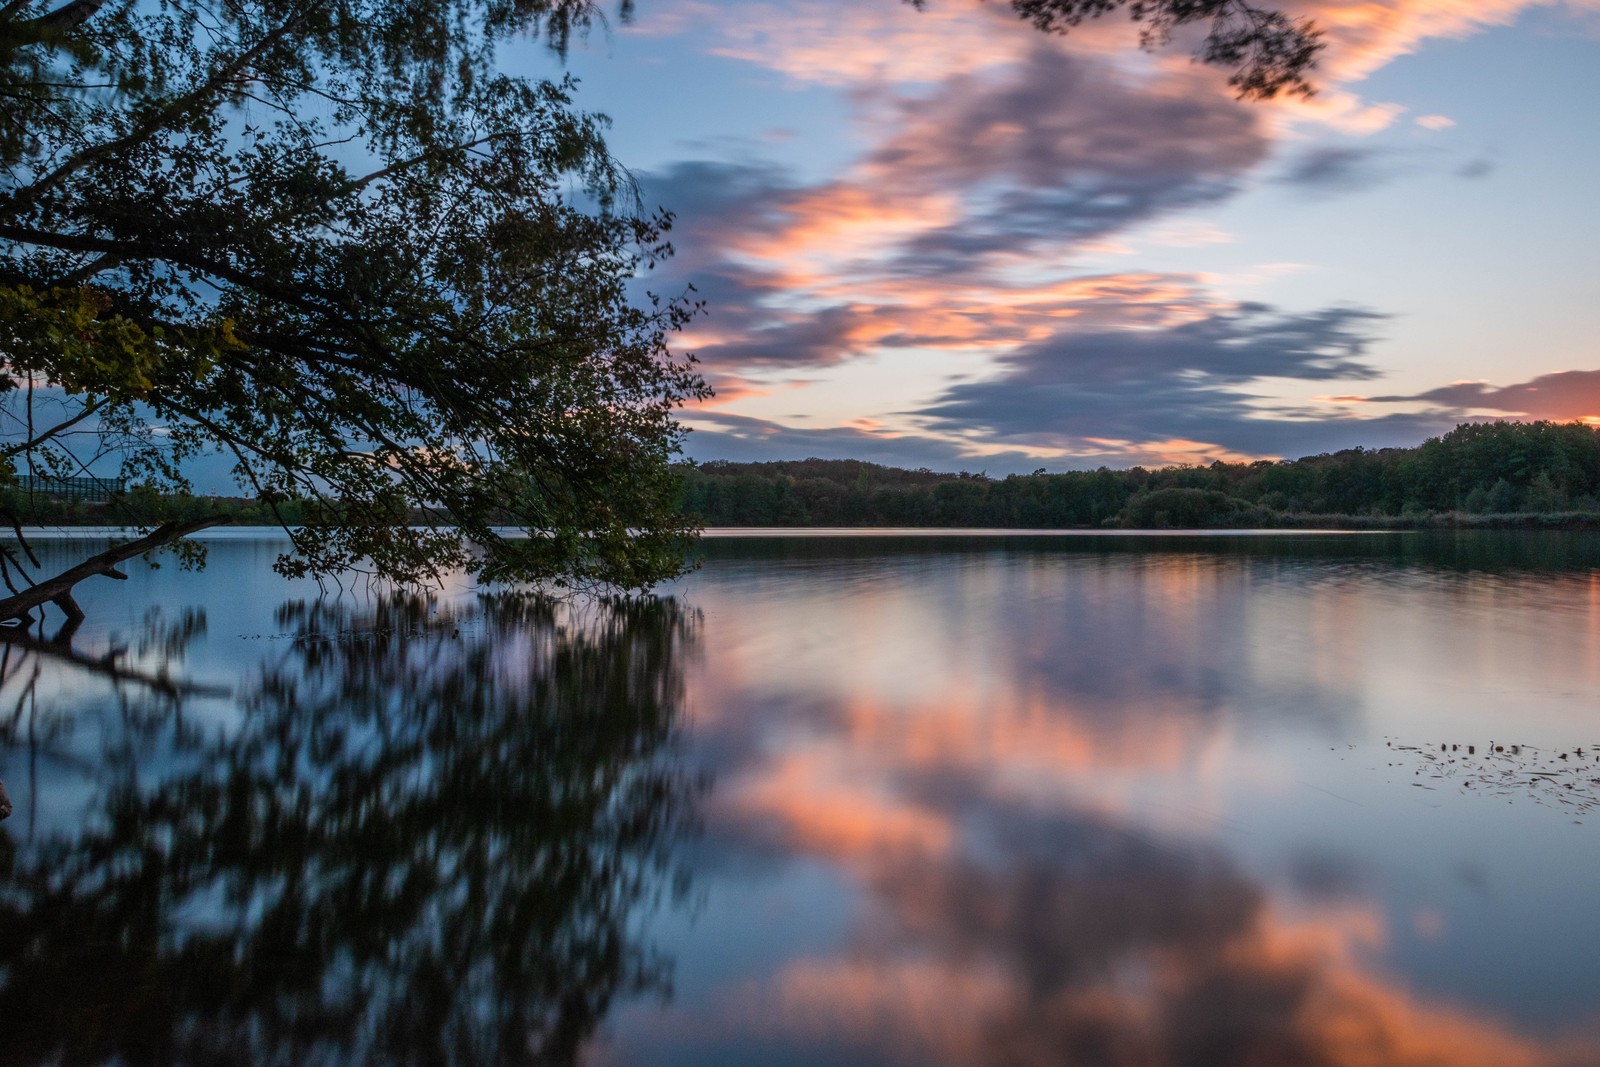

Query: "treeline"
left=8, top=421, right=1599, bottom=532
left=0, top=486, right=308, bottom=527
left=679, top=421, right=1600, bottom=529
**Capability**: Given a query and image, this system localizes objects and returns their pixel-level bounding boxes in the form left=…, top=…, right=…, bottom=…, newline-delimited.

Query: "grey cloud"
left=1288, top=849, right=1371, bottom=904
left=637, top=160, right=797, bottom=253
left=871, top=47, right=1266, bottom=192
left=864, top=806, right=1262, bottom=1001
left=697, top=305, right=874, bottom=368
left=893, top=178, right=1240, bottom=277
left=915, top=305, right=1414, bottom=456
left=1197, top=412, right=1455, bottom=461
left=1276, top=145, right=1393, bottom=194
left=683, top=411, right=1042, bottom=473
left=870, top=48, right=1269, bottom=271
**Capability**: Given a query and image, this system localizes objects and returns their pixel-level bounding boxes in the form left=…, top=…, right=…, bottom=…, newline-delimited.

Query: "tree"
left=1, top=0, right=1319, bottom=616
left=2, top=0, right=707, bottom=612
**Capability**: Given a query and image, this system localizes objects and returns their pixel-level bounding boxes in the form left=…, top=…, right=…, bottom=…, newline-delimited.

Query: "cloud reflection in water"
left=636, top=540, right=1600, bottom=1067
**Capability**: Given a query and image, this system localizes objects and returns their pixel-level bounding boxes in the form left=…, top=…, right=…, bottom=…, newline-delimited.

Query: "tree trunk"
left=0, top=515, right=234, bottom=622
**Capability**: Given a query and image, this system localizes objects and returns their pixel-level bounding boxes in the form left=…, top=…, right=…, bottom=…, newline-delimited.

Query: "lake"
left=3, top=530, right=1599, bottom=1065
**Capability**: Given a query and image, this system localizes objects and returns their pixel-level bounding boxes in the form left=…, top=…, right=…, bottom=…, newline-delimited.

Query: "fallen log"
left=0, top=515, right=234, bottom=622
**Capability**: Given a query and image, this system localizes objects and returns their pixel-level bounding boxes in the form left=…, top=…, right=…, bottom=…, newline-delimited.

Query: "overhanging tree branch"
left=1, top=5, right=319, bottom=220
left=0, top=514, right=233, bottom=622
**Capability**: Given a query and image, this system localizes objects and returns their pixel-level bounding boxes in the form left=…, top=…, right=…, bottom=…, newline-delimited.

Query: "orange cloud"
left=1290, top=0, right=1541, bottom=83
left=730, top=182, right=961, bottom=268
left=1255, top=0, right=1581, bottom=132
left=686, top=375, right=773, bottom=409
left=1079, top=435, right=1273, bottom=466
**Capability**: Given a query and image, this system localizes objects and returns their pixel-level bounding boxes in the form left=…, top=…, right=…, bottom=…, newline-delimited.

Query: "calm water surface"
left=2, top=530, right=1599, bottom=1065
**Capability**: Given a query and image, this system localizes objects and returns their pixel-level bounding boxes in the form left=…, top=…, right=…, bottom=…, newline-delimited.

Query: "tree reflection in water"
left=0, top=593, right=701, bottom=1066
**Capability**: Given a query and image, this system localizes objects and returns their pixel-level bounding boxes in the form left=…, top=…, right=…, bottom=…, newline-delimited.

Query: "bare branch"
left=1, top=395, right=103, bottom=458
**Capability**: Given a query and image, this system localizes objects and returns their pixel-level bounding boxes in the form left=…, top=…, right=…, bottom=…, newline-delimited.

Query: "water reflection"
left=720, top=794, right=1593, bottom=1067
left=5, top=534, right=1600, bottom=1066
left=618, top=536, right=1600, bottom=1066
left=695, top=528, right=1600, bottom=575
left=0, top=593, right=701, bottom=1066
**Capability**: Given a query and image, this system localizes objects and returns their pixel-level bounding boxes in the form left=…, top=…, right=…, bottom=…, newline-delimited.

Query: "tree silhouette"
left=3, top=0, right=706, bottom=604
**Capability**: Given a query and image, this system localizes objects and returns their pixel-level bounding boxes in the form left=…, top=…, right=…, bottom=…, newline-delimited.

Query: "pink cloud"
left=694, top=0, right=1556, bottom=90
left=691, top=0, right=1585, bottom=138
left=703, top=0, right=1033, bottom=87
left=1286, top=0, right=1545, bottom=83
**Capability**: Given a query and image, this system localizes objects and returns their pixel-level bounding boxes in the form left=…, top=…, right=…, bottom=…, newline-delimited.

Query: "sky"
left=533, top=0, right=1600, bottom=474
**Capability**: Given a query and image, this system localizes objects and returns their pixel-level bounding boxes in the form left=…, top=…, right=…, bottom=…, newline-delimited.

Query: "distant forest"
left=6, top=421, right=1599, bottom=532
left=678, top=421, right=1600, bottom=529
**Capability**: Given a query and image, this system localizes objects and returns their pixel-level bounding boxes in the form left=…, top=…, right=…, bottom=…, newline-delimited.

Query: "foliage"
left=678, top=422, right=1600, bottom=529
left=1, top=0, right=705, bottom=592
left=1119, top=486, right=1260, bottom=529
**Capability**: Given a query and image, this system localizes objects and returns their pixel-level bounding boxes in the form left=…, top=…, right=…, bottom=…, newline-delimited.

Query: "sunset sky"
left=542, top=0, right=1600, bottom=474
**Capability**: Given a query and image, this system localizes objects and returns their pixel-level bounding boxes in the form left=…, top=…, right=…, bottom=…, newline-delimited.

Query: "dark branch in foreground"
left=0, top=515, right=232, bottom=622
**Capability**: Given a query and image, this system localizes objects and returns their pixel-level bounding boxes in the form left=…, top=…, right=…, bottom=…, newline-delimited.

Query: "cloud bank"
left=631, top=0, right=1600, bottom=470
